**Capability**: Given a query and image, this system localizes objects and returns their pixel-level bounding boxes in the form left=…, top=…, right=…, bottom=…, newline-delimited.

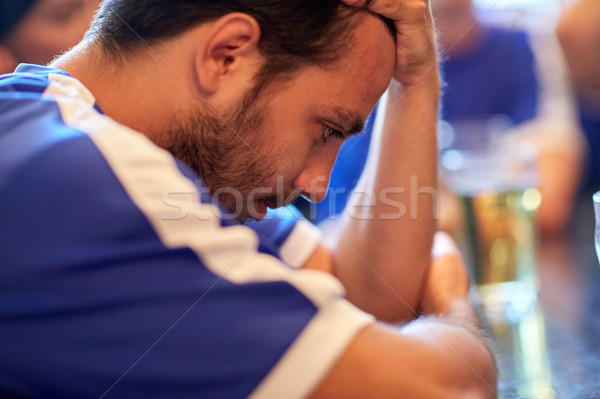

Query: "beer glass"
left=595, top=191, right=600, bottom=264
left=441, top=136, right=540, bottom=320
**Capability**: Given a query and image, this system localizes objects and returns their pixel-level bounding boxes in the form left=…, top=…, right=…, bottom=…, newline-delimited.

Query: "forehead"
left=305, top=12, right=396, bottom=120
left=259, top=12, right=394, bottom=130
left=345, top=12, right=396, bottom=73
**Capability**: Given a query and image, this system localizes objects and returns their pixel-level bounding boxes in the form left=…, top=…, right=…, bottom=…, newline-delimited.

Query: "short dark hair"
left=87, top=1, right=395, bottom=81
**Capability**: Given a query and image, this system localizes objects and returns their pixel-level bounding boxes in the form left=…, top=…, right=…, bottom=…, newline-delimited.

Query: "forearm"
left=310, top=316, right=497, bottom=399
left=331, top=76, right=440, bottom=321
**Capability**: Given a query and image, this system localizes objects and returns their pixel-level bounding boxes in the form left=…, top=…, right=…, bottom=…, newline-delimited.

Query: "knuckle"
left=410, top=1, right=428, bottom=15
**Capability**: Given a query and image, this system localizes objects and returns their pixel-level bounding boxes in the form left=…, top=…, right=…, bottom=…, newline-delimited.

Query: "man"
left=0, top=0, right=100, bottom=74
left=0, top=0, right=496, bottom=397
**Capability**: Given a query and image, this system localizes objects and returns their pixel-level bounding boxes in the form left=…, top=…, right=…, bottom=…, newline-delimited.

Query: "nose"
left=293, top=144, right=340, bottom=203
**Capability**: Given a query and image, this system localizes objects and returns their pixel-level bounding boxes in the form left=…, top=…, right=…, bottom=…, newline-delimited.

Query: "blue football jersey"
left=0, top=65, right=373, bottom=399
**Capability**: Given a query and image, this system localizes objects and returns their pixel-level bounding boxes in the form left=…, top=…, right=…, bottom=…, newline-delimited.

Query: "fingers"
left=339, top=0, right=368, bottom=5
left=340, top=0, right=429, bottom=22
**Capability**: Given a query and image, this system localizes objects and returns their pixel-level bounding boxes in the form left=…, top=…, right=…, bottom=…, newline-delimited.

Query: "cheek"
left=270, top=131, right=315, bottom=184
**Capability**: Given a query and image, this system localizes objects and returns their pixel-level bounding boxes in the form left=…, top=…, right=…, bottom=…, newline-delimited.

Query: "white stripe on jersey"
left=280, top=219, right=323, bottom=269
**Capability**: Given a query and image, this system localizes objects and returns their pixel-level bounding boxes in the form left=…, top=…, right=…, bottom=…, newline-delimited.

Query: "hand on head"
left=341, top=0, right=439, bottom=87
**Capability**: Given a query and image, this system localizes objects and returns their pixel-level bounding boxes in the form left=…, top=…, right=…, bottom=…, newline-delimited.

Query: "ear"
left=195, top=13, right=263, bottom=95
left=0, top=45, right=17, bottom=74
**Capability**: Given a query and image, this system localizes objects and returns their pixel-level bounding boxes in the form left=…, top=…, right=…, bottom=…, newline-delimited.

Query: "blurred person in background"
left=434, top=0, right=537, bottom=124
left=0, top=0, right=100, bottom=74
left=433, top=0, right=584, bottom=236
left=557, top=0, right=600, bottom=195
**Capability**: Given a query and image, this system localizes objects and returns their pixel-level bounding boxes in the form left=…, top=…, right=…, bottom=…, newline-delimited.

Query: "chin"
left=246, top=200, right=269, bottom=222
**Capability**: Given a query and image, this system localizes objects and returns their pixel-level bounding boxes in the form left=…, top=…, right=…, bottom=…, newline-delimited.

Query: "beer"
left=460, top=188, right=541, bottom=310
left=440, top=134, right=541, bottom=318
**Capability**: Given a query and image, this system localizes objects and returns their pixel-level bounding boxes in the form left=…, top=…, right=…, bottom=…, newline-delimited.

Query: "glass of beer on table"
left=440, top=121, right=541, bottom=320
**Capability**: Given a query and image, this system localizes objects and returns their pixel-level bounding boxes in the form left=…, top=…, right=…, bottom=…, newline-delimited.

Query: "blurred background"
left=435, top=0, right=599, bottom=237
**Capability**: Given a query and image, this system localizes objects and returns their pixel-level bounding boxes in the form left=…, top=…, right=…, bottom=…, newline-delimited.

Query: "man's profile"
left=0, top=0, right=496, bottom=397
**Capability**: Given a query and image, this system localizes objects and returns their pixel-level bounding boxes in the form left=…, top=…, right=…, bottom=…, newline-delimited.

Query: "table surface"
left=479, top=196, right=600, bottom=398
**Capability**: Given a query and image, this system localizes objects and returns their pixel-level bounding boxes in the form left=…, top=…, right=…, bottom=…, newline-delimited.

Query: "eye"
left=322, top=124, right=345, bottom=144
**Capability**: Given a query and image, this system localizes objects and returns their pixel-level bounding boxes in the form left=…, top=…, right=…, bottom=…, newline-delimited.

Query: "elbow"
left=438, top=325, right=498, bottom=399
left=466, top=365, right=498, bottom=399
left=459, top=340, right=498, bottom=399
left=420, top=356, right=497, bottom=399
left=441, top=360, right=497, bottom=399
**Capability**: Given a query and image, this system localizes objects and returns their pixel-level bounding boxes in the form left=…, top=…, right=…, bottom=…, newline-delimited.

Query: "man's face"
left=166, top=13, right=396, bottom=222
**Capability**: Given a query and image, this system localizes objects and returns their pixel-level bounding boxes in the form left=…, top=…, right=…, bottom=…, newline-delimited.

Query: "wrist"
left=389, top=70, right=440, bottom=101
left=393, top=61, right=441, bottom=89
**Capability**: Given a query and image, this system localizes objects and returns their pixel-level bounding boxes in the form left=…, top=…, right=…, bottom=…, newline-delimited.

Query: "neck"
left=50, top=40, right=196, bottom=144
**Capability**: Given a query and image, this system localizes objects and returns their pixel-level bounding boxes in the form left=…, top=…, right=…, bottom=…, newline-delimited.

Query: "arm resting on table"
left=309, top=315, right=497, bottom=399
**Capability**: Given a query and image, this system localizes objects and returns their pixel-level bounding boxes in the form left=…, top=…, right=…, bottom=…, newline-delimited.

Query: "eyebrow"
left=325, top=105, right=366, bottom=136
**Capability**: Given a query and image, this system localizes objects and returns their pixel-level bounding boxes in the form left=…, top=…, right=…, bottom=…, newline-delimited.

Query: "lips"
left=253, top=200, right=268, bottom=219
left=265, top=198, right=279, bottom=209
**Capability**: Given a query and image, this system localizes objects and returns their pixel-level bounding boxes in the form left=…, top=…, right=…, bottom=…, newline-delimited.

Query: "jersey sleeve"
left=244, top=206, right=323, bottom=268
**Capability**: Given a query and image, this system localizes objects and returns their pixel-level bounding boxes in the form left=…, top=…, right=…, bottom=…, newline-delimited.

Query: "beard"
left=162, top=89, right=298, bottom=221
